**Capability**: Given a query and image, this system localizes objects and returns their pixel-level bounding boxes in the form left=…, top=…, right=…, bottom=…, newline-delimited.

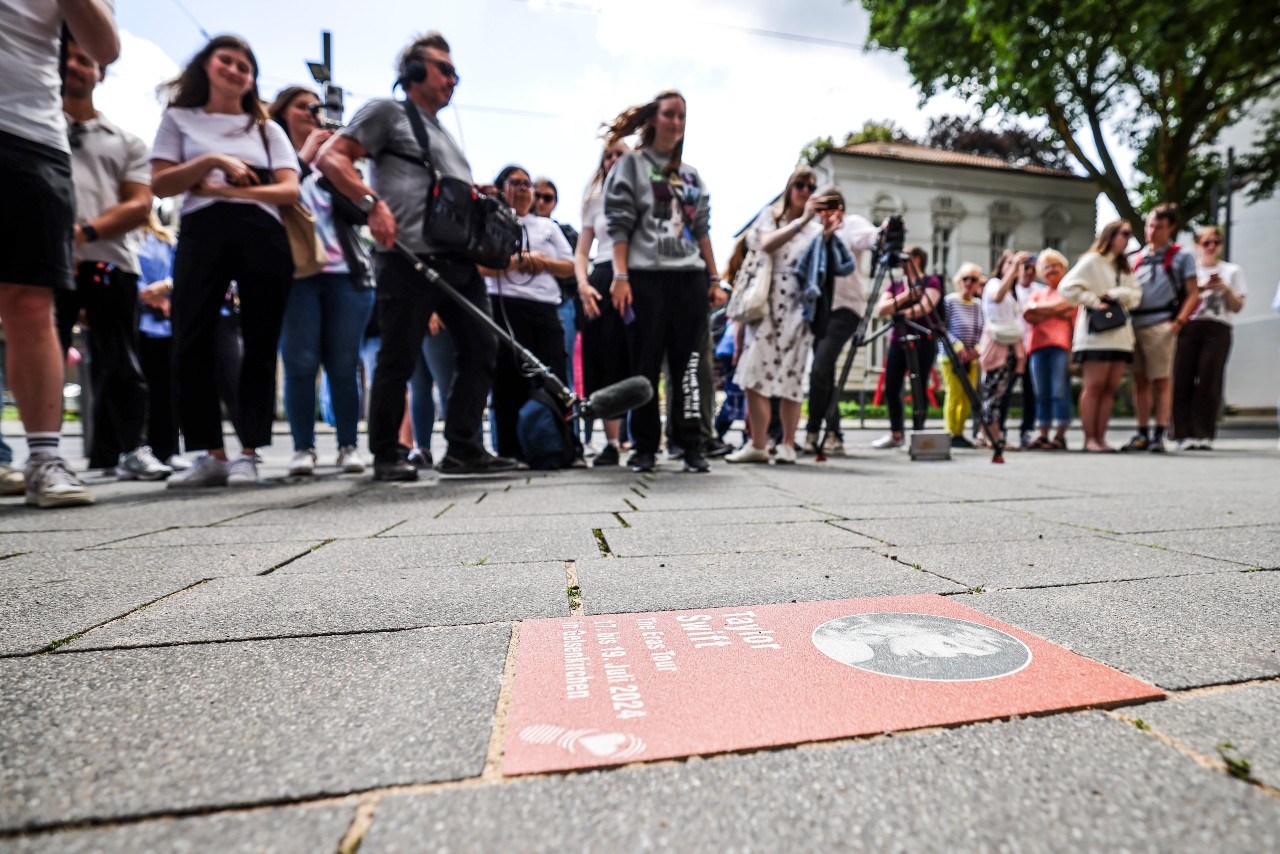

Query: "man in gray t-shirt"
left=317, top=32, right=512, bottom=480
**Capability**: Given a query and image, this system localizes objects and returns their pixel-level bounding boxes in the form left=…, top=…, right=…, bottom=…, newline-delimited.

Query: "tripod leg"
left=904, top=337, right=928, bottom=432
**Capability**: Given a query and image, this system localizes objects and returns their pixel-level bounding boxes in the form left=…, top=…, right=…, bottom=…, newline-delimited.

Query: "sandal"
left=1049, top=437, right=1068, bottom=451
left=1031, top=437, right=1055, bottom=450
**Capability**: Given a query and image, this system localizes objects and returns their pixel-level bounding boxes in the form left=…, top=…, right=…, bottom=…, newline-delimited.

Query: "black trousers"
left=579, top=262, right=631, bottom=396
left=884, top=333, right=934, bottom=433
left=369, top=252, right=496, bottom=461
left=171, top=204, right=292, bottom=451
left=1172, top=319, right=1232, bottom=440
left=491, top=295, right=567, bottom=460
left=806, top=307, right=861, bottom=437
left=138, top=333, right=179, bottom=461
left=55, top=263, right=147, bottom=468
left=628, top=269, right=707, bottom=455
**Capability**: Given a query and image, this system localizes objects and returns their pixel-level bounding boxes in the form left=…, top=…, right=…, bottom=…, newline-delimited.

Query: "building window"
left=1043, top=235, right=1064, bottom=253
left=932, top=226, right=952, bottom=277
left=989, top=231, right=1009, bottom=272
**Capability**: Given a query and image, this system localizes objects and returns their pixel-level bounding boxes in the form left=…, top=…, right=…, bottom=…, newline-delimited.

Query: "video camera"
left=875, top=214, right=906, bottom=266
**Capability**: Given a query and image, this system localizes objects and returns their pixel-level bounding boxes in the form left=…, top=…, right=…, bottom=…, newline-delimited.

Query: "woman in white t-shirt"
left=480, top=165, right=575, bottom=463
left=150, top=36, right=299, bottom=488
left=1172, top=225, right=1246, bottom=450
left=574, top=140, right=630, bottom=466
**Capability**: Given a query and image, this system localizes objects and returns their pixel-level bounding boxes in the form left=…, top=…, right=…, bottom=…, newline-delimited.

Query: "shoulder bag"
left=1087, top=271, right=1130, bottom=334
left=726, top=247, right=771, bottom=324
left=258, top=126, right=326, bottom=279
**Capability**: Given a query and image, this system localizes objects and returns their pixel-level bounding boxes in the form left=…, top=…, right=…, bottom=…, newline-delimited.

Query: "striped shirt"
left=940, top=293, right=985, bottom=352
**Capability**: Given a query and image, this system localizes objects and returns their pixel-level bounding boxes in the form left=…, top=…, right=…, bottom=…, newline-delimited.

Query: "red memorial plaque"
left=503, top=594, right=1163, bottom=775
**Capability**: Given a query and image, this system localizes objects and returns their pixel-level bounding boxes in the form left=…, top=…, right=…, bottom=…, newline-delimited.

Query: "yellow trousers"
left=939, top=357, right=979, bottom=437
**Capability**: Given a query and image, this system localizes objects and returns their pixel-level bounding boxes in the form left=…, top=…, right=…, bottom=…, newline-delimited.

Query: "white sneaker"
left=116, top=445, right=173, bottom=481
left=1200, top=438, right=1214, bottom=451
left=336, top=445, right=366, bottom=474
left=0, top=464, right=26, bottom=497
left=166, top=454, right=193, bottom=472
left=24, top=456, right=94, bottom=508
left=726, top=444, right=771, bottom=464
left=871, top=434, right=903, bottom=450
left=166, top=453, right=229, bottom=489
left=1177, top=438, right=1196, bottom=452
left=774, top=443, right=797, bottom=465
left=288, top=448, right=317, bottom=476
left=227, top=455, right=259, bottom=487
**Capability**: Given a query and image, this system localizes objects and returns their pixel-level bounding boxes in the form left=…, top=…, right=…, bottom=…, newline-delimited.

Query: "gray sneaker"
left=166, top=453, right=229, bottom=488
left=227, top=455, right=259, bottom=487
left=116, top=445, right=173, bottom=481
left=24, top=456, right=94, bottom=508
left=0, top=464, right=26, bottom=496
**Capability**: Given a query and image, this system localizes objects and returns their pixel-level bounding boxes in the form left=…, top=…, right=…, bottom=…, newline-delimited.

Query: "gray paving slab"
left=888, top=535, right=1248, bottom=590
left=619, top=484, right=799, bottom=511
left=437, top=484, right=639, bottom=517
left=1001, top=496, right=1280, bottom=534
left=0, top=625, right=509, bottom=831
left=831, top=509, right=1093, bottom=546
left=86, top=524, right=351, bottom=549
left=0, top=567, right=207, bottom=656
left=389, top=511, right=623, bottom=537
left=361, top=713, right=1280, bottom=853
left=810, top=499, right=1001, bottom=520
left=68, top=564, right=568, bottom=649
left=1, top=542, right=322, bottom=584
left=974, top=570, right=1280, bottom=690
left=0, top=528, right=160, bottom=553
left=577, top=549, right=961, bottom=614
left=277, top=529, right=601, bottom=573
left=214, top=507, right=417, bottom=538
left=604, top=520, right=879, bottom=557
left=0, top=803, right=353, bottom=854
left=0, top=499, right=247, bottom=532
left=1134, top=682, right=1280, bottom=789
left=618, top=505, right=834, bottom=528
left=1111, top=527, right=1280, bottom=569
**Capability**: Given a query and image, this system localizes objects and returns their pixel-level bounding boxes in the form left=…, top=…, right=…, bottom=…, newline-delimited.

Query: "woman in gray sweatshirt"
left=602, top=90, right=724, bottom=474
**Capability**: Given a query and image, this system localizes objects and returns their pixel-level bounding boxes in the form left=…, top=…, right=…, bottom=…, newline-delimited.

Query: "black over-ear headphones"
left=397, top=56, right=427, bottom=90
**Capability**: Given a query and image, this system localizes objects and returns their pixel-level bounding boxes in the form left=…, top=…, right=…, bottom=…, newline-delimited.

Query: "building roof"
left=827, top=141, right=1086, bottom=180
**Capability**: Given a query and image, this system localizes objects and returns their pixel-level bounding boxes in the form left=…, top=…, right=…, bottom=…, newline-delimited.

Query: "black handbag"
left=1086, top=271, right=1129, bottom=334
left=400, top=101, right=522, bottom=269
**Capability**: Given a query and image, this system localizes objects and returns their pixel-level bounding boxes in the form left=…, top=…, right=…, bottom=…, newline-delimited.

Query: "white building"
left=812, top=141, right=1098, bottom=279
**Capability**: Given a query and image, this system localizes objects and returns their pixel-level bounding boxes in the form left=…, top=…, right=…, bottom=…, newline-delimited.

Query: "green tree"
left=856, top=1, right=1280, bottom=229
left=923, top=114, right=1069, bottom=170
left=799, top=120, right=914, bottom=164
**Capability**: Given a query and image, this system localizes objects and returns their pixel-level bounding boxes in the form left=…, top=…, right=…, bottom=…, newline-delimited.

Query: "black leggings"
left=628, top=269, right=708, bottom=455
left=884, top=334, right=934, bottom=433
left=170, top=204, right=292, bottom=451
left=491, top=295, right=567, bottom=460
left=807, top=308, right=861, bottom=437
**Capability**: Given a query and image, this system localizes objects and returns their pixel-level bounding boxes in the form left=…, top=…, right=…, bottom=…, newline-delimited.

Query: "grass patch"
left=567, top=585, right=582, bottom=611
left=1216, top=741, right=1254, bottom=781
left=463, top=556, right=490, bottom=567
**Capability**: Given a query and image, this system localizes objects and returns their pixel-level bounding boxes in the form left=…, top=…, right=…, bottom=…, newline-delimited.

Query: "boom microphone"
left=580, top=376, right=653, bottom=420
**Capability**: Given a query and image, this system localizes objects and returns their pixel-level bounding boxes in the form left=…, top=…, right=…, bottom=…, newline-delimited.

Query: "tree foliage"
left=800, top=119, right=915, bottom=163
left=856, top=0, right=1280, bottom=229
left=923, top=114, right=1069, bottom=170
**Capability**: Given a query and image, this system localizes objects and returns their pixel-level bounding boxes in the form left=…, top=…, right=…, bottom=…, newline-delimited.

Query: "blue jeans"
left=1029, top=346, right=1071, bottom=428
left=279, top=272, right=375, bottom=450
left=409, top=330, right=457, bottom=449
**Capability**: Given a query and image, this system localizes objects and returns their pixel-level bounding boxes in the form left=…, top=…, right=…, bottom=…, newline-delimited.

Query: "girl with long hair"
left=1059, top=220, right=1143, bottom=452
left=574, top=139, right=630, bottom=466
left=602, top=90, right=724, bottom=473
left=150, top=35, right=298, bottom=487
left=267, top=85, right=375, bottom=477
left=728, top=166, right=844, bottom=464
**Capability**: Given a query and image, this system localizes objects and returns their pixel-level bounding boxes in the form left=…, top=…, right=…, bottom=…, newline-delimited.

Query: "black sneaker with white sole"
left=628, top=451, right=656, bottom=473
left=436, top=451, right=519, bottom=476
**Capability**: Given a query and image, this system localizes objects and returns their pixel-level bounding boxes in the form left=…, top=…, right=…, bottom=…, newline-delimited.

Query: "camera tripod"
left=814, top=246, right=1005, bottom=464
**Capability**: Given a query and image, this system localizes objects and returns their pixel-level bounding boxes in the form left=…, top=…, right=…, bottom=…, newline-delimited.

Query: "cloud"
left=94, top=29, right=180, bottom=145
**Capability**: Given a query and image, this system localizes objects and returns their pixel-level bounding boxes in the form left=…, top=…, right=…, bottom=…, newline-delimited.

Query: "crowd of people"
left=0, top=8, right=1264, bottom=509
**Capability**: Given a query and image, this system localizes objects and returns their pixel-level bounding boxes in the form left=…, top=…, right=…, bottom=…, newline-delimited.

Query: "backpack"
left=1132, top=244, right=1187, bottom=314
left=517, top=384, right=579, bottom=470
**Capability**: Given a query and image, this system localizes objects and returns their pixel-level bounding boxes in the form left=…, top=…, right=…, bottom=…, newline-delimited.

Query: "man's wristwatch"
left=358, top=194, right=381, bottom=213
left=80, top=223, right=99, bottom=242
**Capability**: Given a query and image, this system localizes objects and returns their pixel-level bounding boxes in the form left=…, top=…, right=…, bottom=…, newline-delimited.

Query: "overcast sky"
left=103, top=0, right=1112, bottom=263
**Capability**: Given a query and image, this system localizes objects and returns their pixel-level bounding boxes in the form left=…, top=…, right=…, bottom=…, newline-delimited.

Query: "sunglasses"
left=1118, top=230, right=1134, bottom=238
left=1200, top=239, right=1221, bottom=247
left=792, top=181, right=817, bottom=191
left=505, top=178, right=532, bottom=189
left=534, top=192, right=556, bottom=204
left=961, top=276, right=979, bottom=283
left=427, top=58, right=460, bottom=83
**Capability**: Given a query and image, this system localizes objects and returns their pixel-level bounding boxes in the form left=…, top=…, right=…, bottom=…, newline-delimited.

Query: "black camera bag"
left=400, top=101, right=522, bottom=269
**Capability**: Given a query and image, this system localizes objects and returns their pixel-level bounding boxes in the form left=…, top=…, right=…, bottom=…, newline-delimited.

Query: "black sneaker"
left=437, top=450, right=519, bottom=475
left=1120, top=434, right=1150, bottom=452
left=593, top=444, right=620, bottom=467
left=951, top=435, right=975, bottom=449
left=629, top=452, right=656, bottom=473
left=682, top=452, right=711, bottom=473
left=407, top=448, right=433, bottom=469
left=1149, top=437, right=1167, bottom=454
left=703, top=438, right=732, bottom=458
left=374, top=457, right=419, bottom=482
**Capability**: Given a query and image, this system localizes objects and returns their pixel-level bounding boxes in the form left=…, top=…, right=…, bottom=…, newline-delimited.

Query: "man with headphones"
left=318, top=32, right=514, bottom=479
